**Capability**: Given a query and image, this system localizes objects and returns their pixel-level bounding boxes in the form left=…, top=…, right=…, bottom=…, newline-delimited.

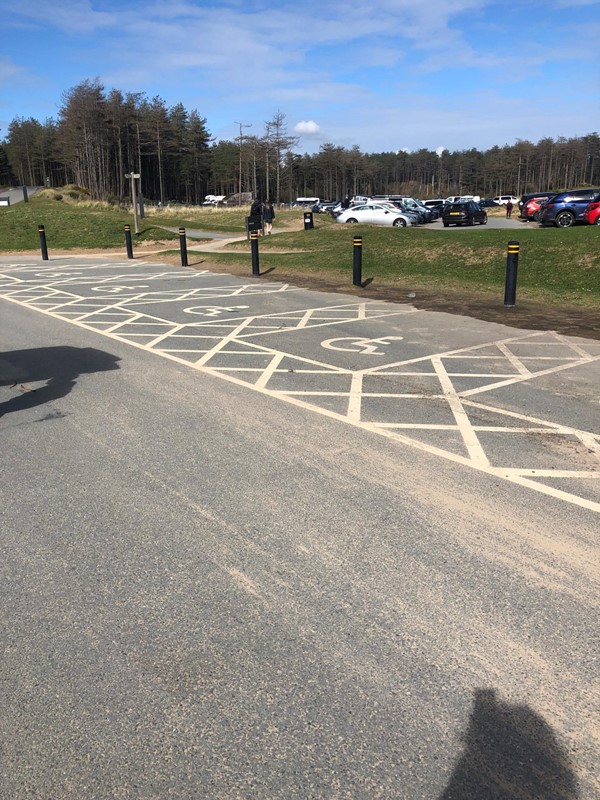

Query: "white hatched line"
left=254, top=353, right=285, bottom=390
left=462, top=399, right=600, bottom=440
left=104, top=315, right=151, bottom=334
left=432, top=356, right=489, bottom=466
left=348, top=373, right=363, bottom=421
left=373, top=423, right=459, bottom=429
left=145, top=323, right=187, bottom=348
left=553, top=334, right=597, bottom=359
left=194, top=317, right=255, bottom=366
left=3, top=280, right=599, bottom=514
left=362, top=331, right=547, bottom=375
left=295, top=309, right=314, bottom=329
left=495, top=342, right=531, bottom=376
left=460, top=355, right=600, bottom=398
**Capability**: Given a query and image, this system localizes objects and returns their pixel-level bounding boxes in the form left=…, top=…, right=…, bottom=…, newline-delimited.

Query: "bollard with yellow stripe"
left=178, top=227, right=188, bottom=267
left=353, top=235, right=363, bottom=287
left=250, top=230, right=260, bottom=276
left=504, top=240, right=520, bottom=307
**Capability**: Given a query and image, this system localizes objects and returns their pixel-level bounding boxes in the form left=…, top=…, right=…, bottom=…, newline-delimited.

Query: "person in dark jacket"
left=263, top=199, right=275, bottom=234
left=250, top=197, right=263, bottom=217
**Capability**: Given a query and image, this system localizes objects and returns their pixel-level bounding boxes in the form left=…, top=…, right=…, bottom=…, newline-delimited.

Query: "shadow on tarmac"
left=439, top=688, right=578, bottom=799
left=0, top=346, right=120, bottom=418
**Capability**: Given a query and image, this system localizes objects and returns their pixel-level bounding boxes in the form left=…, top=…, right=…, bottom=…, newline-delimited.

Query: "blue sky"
left=1, top=0, right=598, bottom=154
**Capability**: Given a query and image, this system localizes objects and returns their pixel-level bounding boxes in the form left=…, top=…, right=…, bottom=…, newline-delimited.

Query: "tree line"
left=1, top=79, right=598, bottom=203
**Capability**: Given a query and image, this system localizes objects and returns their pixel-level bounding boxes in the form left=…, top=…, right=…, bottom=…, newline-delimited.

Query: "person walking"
left=506, top=200, right=514, bottom=219
left=263, top=199, right=275, bottom=235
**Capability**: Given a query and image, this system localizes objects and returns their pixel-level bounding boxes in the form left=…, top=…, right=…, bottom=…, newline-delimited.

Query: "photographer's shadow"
left=0, top=346, right=121, bottom=418
left=440, top=688, right=578, bottom=799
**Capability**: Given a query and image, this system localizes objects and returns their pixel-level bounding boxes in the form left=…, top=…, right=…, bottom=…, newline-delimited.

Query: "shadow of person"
left=0, top=346, right=121, bottom=418
left=440, top=688, right=578, bottom=799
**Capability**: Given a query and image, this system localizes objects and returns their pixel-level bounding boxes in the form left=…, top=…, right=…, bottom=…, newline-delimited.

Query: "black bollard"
left=179, top=227, right=188, bottom=267
left=303, top=211, right=314, bottom=230
left=23, top=186, right=29, bottom=203
left=124, top=224, right=134, bottom=259
left=353, top=235, right=363, bottom=287
left=250, top=231, right=260, bottom=276
left=504, top=240, right=520, bottom=307
left=38, top=224, right=49, bottom=260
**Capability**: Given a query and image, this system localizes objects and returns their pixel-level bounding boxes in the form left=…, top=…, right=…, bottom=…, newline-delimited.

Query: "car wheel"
left=467, top=216, right=474, bottom=226
left=555, top=211, right=575, bottom=228
left=392, top=218, right=407, bottom=227
left=345, top=218, right=358, bottom=224
left=481, top=214, right=488, bottom=225
left=533, top=210, right=542, bottom=222
left=595, top=217, right=600, bottom=225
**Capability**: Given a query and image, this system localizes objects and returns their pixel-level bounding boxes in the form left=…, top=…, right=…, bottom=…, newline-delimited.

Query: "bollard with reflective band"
left=179, top=227, right=188, bottom=267
left=38, top=224, right=49, bottom=260
left=250, top=231, right=260, bottom=276
left=504, top=240, right=520, bottom=307
left=353, top=235, right=363, bottom=287
left=124, top=224, right=133, bottom=259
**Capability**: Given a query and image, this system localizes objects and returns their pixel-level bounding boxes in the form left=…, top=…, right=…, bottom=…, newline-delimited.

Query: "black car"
left=479, top=198, right=499, bottom=208
left=442, top=201, right=488, bottom=227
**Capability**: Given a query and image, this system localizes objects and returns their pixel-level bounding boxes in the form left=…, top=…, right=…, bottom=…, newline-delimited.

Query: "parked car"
left=518, top=192, right=557, bottom=220
left=335, top=203, right=416, bottom=227
left=583, top=194, right=600, bottom=225
left=445, top=195, right=480, bottom=204
left=540, top=188, right=600, bottom=227
left=442, top=201, right=488, bottom=227
left=493, top=195, right=519, bottom=206
left=479, top=198, right=500, bottom=208
left=423, top=199, right=445, bottom=210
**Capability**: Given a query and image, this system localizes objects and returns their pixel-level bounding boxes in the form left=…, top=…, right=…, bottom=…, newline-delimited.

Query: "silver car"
left=335, top=203, right=415, bottom=227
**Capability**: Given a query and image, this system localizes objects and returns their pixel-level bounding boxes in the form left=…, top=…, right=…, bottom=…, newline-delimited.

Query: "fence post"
left=124, top=224, right=133, bottom=259
left=179, top=227, right=188, bottom=267
left=38, top=224, right=49, bottom=260
left=504, top=240, right=520, bottom=307
left=353, top=235, right=363, bottom=287
left=250, top=231, right=260, bottom=276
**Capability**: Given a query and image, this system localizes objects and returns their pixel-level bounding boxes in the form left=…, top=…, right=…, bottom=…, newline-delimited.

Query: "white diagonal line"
left=495, top=342, right=531, bottom=376
left=348, top=373, right=363, bottom=421
left=431, top=356, right=489, bottom=466
left=254, top=353, right=285, bottom=389
left=460, top=355, right=600, bottom=397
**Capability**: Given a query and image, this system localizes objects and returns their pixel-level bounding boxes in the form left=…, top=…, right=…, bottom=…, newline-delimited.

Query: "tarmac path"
left=1, top=255, right=598, bottom=799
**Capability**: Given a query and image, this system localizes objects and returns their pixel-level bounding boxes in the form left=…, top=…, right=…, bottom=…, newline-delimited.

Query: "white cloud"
left=436, top=146, right=445, bottom=157
left=294, top=121, right=321, bottom=136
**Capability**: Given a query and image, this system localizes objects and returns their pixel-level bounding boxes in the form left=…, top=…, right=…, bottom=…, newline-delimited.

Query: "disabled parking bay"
left=1, top=255, right=599, bottom=514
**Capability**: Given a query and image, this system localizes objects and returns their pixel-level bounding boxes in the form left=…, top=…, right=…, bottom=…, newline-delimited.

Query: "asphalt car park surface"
left=1, top=256, right=598, bottom=798
left=1, top=256, right=598, bottom=513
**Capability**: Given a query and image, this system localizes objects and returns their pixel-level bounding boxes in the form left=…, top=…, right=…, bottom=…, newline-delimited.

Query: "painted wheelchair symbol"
left=321, top=336, right=404, bottom=355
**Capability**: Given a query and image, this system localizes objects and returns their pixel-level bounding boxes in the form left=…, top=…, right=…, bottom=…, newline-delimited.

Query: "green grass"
left=0, top=198, right=180, bottom=249
left=212, top=220, right=600, bottom=306
left=1, top=198, right=598, bottom=306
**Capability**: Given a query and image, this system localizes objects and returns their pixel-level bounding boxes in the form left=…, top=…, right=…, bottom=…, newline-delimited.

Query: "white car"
left=493, top=195, right=518, bottom=206
left=335, top=203, right=416, bottom=227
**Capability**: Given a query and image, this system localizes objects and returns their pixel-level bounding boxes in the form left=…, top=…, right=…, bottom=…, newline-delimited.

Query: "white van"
left=493, top=195, right=518, bottom=206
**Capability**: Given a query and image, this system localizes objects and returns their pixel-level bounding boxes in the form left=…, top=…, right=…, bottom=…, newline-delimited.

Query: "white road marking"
left=1, top=261, right=598, bottom=513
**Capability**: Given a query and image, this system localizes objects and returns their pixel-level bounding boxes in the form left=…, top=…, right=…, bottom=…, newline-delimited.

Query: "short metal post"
left=179, top=227, right=188, bottom=267
left=23, top=186, right=29, bottom=203
left=250, top=231, right=260, bottom=276
left=504, top=240, right=520, bottom=307
left=353, top=235, right=363, bottom=287
left=124, top=224, right=133, bottom=259
left=38, top=224, right=49, bottom=260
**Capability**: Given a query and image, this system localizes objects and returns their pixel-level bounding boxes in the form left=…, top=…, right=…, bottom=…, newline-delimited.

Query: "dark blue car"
left=540, top=188, right=600, bottom=227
